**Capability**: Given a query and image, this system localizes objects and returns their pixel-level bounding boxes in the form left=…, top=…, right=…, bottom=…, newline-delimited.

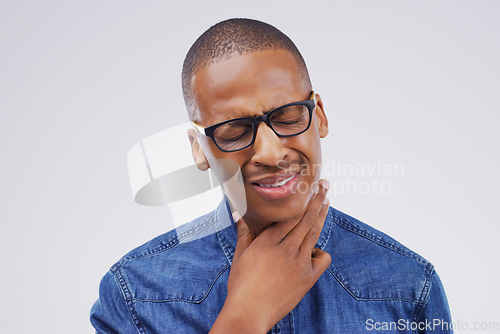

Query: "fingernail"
left=323, top=197, right=330, bottom=206
left=322, top=179, right=330, bottom=190
left=232, top=211, right=241, bottom=222
left=312, top=182, right=319, bottom=194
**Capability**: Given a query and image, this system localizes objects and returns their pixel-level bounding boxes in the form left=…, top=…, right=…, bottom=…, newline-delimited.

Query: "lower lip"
left=251, top=173, right=300, bottom=200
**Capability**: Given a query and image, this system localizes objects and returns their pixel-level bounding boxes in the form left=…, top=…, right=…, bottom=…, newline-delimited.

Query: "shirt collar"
left=215, top=196, right=334, bottom=265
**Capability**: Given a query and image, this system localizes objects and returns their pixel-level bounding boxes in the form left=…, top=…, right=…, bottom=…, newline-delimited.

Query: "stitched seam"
left=326, top=267, right=419, bottom=303
left=109, top=236, right=179, bottom=272
left=176, top=218, right=218, bottom=243
left=216, top=201, right=234, bottom=265
left=332, top=212, right=429, bottom=266
left=112, top=269, right=146, bottom=333
left=130, top=265, right=231, bottom=303
left=411, top=265, right=434, bottom=331
left=218, top=231, right=233, bottom=266
left=112, top=213, right=218, bottom=270
left=316, top=209, right=334, bottom=250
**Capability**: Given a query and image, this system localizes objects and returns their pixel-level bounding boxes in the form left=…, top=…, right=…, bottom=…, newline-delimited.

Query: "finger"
left=300, top=196, right=329, bottom=255
left=310, top=248, right=332, bottom=279
left=232, top=211, right=253, bottom=263
left=267, top=179, right=328, bottom=242
left=283, top=179, right=329, bottom=245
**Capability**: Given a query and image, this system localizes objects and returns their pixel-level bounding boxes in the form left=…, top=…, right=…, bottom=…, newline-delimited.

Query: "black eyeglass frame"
left=196, top=98, right=316, bottom=152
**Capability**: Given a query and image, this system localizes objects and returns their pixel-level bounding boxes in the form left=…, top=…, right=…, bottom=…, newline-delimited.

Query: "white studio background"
left=1, top=1, right=498, bottom=333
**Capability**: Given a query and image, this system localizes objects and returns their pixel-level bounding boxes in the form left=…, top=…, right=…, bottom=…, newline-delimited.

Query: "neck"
left=242, top=213, right=301, bottom=240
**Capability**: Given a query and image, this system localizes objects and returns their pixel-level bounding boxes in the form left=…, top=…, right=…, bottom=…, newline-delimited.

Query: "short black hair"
left=182, top=18, right=312, bottom=122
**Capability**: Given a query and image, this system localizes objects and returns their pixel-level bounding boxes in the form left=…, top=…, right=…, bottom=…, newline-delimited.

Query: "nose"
left=250, top=122, right=288, bottom=166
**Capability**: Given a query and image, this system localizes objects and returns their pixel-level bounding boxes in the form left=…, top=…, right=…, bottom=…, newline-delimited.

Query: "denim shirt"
left=90, top=198, right=452, bottom=333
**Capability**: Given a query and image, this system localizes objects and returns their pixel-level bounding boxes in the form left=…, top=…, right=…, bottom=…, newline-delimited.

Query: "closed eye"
left=273, top=120, right=300, bottom=125
left=222, top=132, right=248, bottom=142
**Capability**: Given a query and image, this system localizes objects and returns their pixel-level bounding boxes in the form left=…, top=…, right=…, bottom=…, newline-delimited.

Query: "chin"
left=251, top=192, right=311, bottom=224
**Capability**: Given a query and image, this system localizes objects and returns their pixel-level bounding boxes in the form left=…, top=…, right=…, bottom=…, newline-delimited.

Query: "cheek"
left=286, top=127, right=323, bottom=180
left=201, top=139, right=248, bottom=180
left=290, top=126, right=322, bottom=163
left=306, top=118, right=323, bottom=161
left=199, top=136, right=232, bottom=164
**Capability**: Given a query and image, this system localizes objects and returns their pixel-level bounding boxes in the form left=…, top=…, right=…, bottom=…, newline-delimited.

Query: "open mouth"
left=256, top=174, right=296, bottom=188
left=251, top=171, right=301, bottom=200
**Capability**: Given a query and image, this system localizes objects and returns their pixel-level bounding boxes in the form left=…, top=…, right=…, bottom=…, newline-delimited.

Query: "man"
left=91, top=18, right=452, bottom=333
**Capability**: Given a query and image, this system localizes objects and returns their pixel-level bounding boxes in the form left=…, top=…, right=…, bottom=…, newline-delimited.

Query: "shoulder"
left=104, top=208, right=230, bottom=303
left=326, top=207, right=435, bottom=303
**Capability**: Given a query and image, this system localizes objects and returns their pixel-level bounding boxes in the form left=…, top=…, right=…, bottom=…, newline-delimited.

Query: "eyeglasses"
left=193, top=92, right=316, bottom=152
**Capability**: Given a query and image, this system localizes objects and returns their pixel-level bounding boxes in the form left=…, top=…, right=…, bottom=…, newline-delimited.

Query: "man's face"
left=192, top=49, right=328, bottom=228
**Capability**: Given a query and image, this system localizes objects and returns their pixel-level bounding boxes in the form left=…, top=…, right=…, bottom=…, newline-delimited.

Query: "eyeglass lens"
left=213, top=104, right=310, bottom=151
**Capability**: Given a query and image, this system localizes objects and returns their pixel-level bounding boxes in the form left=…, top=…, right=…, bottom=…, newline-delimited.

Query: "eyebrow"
left=200, top=91, right=314, bottom=128
left=216, top=100, right=297, bottom=124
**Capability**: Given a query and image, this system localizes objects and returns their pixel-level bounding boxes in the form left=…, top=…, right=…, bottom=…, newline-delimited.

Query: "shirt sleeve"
left=416, top=270, right=453, bottom=334
left=90, top=270, right=140, bottom=334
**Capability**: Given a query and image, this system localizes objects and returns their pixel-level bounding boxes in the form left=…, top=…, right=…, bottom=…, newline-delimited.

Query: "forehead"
left=192, top=49, right=307, bottom=125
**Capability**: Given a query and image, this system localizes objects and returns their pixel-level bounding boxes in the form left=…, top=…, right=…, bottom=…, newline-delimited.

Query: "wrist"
left=210, top=302, right=269, bottom=334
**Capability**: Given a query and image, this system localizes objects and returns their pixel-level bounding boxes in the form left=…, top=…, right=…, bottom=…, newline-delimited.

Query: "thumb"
left=232, top=211, right=252, bottom=262
left=311, top=248, right=332, bottom=278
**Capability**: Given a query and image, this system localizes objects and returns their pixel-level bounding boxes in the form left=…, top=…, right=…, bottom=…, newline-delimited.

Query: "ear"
left=314, top=93, right=329, bottom=138
left=187, top=129, right=210, bottom=171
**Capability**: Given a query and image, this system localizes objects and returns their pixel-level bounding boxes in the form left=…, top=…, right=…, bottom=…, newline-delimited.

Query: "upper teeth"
left=258, top=175, right=295, bottom=188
